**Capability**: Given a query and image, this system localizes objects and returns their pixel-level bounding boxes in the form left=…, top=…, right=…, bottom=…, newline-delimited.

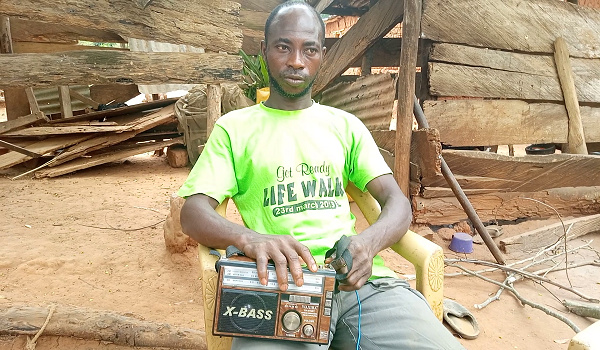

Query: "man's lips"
left=283, top=75, right=306, bottom=85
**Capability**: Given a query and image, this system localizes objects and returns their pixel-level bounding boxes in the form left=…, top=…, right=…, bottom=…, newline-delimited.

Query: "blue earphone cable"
left=355, top=290, right=362, bottom=350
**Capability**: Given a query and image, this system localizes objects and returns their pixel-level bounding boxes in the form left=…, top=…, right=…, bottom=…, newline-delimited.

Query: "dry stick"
left=447, top=263, right=581, bottom=333
left=80, top=219, right=166, bottom=232
left=445, top=258, right=599, bottom=302
left=521, top=197, right=572, bottom=286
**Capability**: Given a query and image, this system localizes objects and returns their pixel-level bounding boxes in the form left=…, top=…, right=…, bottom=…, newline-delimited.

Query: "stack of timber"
left=0, top=99, right=182, bottom=178
left=380, top=0, right=600, bottom=225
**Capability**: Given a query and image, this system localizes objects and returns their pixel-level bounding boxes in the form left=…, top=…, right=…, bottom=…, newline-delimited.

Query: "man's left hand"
left=325, top=234, right=374, bottom=291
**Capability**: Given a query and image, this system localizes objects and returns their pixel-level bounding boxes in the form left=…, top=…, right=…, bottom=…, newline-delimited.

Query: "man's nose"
left=287, top=50, right=305, bottom=69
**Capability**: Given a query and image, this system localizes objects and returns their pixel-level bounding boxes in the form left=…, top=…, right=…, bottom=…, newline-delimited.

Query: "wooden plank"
left=421, top=0, right=600, bottom=59
left=421, top=174, right=521, bottom=191
left=428, top=43, right=600, bottom=102
left=395, top=0, right=422, bottom=196
left=69, top=88, right=100, bottom=109
left=0, top=134, right=93, bottom=169
left=1, top=15, right=30, bottom=121
left=50, top=98, right=177, bottom=124
left=89, top=85, right=139, bottom=105
left=429, top=61, right=600, bottom=103
left=421, top=187, right=498, bottom=198
left=46, top=105, right=176, bottom=167
left=440, top=150, right=600, bottom=192
left=554, top=37, right=588, bottom=154
left=423, top=99, right=600, bottom=147
left=10, top=18, right=126, bottom=44
left=1, top=1, right=242, bottom=53
left=499, top=214, right=600, bottom=253
left=0, top=111, right=48, bottom=134
left=58, top=86, right=73, bottom=119
left=413, top=186, right=600, bottom=225
left=372, top=130, right=396, bottom=154
left=35, top=137, right=183, bottom=178
left=0, top=139, right=42, bottom=158
left=312, top=0, right=404, bottom=95
left=24, top=88, right=40, bottom=113
left=2, top=125, right=131, bottom=136
left=13, top=42, right=127, bottom=54
left=0, top=51, right=241, bottom=88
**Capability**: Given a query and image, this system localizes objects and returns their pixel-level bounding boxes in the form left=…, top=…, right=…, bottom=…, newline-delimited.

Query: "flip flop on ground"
left=443, top=299, right=480, bottom=340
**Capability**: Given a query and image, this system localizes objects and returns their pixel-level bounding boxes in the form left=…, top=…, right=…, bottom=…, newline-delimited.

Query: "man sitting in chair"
left=178, top=2, right=464, bottom=349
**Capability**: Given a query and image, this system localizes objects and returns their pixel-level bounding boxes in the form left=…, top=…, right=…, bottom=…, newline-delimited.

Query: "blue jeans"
left=232, top=278, right=465, bottom=350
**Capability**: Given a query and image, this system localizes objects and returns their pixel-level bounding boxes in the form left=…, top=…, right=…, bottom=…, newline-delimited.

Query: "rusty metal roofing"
left=319, top=73, right=396, bottom=130
left=33, top=85, right=91, bottom=116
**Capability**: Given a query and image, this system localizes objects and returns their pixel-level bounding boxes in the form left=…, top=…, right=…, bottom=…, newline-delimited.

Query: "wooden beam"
left=413, top=186, right=600, bottom=225
left=395, top=0, right=422, bottom=196
left=423, top=99, right=600, bottom=147
left=0, top=16, right=13, bottom=53
left=0, top=51, right=241, bottom=88
left=410, top=128, right=441, bottom=179
left=2, top=125, right=131, bottom=136
left=499, top=214, right=600, bottom=254
left=554, top=37, right=588, bottom=154
left=0, top=0, right=242, bottom=53
left=315, top=0, right=335, bottom=13
left=69, top=88, right=100, bottom=109
left=312, top=0, right=404, bottom=95
left=0, top=111, right=48, bottom=134
left=10, top=18, right=126, bottom=44
left=421, top=0, right=600, bottom=59
left=89, top=84, right=139, bottom=105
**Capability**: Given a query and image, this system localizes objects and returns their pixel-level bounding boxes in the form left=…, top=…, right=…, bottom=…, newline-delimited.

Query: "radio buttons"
left=302, top=324, right=315, bottom=337
left=282, top=311, right=302, bottom=332
left=323, top=307, right=331, bottom=316
left=325, top=299, right=332, bottom=307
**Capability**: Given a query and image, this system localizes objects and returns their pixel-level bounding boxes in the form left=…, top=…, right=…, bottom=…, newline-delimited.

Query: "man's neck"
left=263, top=90, right=313, bottom=111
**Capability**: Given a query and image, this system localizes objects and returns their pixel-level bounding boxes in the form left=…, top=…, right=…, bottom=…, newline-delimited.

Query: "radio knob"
left=282, top=311, right=302, bottom=332
left=302, top=324, right=315, bottom=337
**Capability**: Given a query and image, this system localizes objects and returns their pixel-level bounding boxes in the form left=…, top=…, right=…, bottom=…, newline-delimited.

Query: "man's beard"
left=268, top=71, right=315, bottom=99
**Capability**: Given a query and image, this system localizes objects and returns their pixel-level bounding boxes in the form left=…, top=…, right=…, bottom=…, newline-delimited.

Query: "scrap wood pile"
left=0, top=98, right=183, bottom=178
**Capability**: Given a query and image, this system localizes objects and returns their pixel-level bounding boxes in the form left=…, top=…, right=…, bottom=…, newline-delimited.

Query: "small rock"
left=437, top=227, right=456, bottom=241
left=453, top=221, right=472, bottom=235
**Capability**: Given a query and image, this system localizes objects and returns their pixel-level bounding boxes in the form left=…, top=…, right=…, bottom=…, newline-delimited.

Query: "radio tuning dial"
left=302, top=324, right=314, bottom=337
left=282, top=311, right=302, bottom=332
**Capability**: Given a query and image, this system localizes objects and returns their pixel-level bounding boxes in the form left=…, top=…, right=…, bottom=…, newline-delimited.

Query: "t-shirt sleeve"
left=177, top=124, right=238, bottom=203
left=347, top=118, right=392, bottom=191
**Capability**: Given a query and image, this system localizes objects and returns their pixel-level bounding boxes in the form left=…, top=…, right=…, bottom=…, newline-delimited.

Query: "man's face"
left=262, top=7, right=325, bottom=99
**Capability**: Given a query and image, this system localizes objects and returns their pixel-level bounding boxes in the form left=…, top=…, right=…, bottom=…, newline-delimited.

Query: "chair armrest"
left=198, top=198, right=233, bottom=350
left=346, top=182, right=444, bottom=321
left=390, top=232, right=444, bottom=321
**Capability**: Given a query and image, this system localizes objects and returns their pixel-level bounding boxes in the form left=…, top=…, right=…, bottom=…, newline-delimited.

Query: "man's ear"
left=322, top=46, right=327, bottom=56
left=260, top=40, right=267, bottom=58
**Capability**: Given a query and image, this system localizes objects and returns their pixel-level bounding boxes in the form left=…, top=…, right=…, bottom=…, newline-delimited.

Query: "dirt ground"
left=0, top=153, right=599, bottom=350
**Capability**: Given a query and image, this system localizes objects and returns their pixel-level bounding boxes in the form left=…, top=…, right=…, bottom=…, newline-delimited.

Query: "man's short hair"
left=264, top=1, right=326, bottom=46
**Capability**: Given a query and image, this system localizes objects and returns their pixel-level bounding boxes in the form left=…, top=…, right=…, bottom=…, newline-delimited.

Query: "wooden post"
left=554, top=37, right=587, bottom=154
left=1, top=15, right=29, bottom=121
left=58, top=86, right=73, bottom=119
left=361, top=48, right=373, bottom=76
left=206, top=84, right=221, bottom=138
left=394, top=0, right=422, bottom=196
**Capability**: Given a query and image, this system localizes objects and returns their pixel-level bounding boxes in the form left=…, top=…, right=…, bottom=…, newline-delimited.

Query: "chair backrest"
left=197, top=182, right=444, bottom=350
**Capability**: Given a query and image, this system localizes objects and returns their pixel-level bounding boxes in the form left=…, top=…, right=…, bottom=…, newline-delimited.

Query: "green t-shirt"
left=178, top=102, right=396, bottom=279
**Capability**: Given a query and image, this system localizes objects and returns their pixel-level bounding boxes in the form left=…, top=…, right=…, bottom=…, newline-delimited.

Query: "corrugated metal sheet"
left=33, top=85, right=91, bottom=115
left=320, top=73, right=396, bottom=130
left=128, top=38, right=204, bottom=94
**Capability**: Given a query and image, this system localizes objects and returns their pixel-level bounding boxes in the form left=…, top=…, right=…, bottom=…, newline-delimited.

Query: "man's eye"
left=306, top=48, right=318, bottom=54
left=276, top=45, right=289, bottom=51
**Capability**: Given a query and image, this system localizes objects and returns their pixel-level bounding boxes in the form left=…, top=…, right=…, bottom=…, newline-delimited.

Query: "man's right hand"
left=240, top=234, right=317, bottom=292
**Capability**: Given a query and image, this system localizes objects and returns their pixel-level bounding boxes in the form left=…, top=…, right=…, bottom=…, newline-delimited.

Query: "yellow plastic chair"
left=197, top=182, right=445, bottom=350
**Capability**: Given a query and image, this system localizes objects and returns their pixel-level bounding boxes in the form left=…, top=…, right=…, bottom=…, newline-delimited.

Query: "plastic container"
left=449, top=232, right=474, bottom=253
